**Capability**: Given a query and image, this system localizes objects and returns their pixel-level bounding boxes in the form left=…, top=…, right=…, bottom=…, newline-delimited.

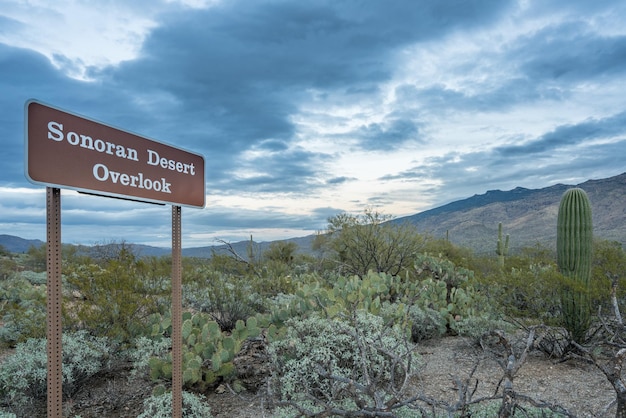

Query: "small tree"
left=25, top=244, right=46, bottom=272
left=264, top=241, right=298, bottom=265
left=0, top=245, right=10, bottom=257
left=318, top=209, right=426, bottom=277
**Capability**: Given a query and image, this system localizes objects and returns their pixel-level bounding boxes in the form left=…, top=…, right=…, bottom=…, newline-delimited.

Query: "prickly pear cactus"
left=148, top=312, right=261, bottom=390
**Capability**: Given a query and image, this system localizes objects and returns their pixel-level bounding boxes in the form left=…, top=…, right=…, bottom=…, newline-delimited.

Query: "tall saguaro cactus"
left=495, top=222, right=509, bottom=268
left=557, top=188, right=593, bottom=343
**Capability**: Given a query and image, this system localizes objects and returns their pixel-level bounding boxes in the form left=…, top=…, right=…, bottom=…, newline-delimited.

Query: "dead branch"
left=478, top=327, right=576, bottom=417
left=214, top=238, right=261, bottom=277
left=573, top=342, right=626, bottom=417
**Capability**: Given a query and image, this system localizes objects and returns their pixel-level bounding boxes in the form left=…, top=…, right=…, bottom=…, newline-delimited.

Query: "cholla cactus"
left=557, top=188, right=593, bottom=343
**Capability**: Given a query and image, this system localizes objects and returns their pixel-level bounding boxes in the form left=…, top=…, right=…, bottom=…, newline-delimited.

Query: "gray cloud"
left=351, top=117, right=424, bottom=151
left=97, top=0, right=513, bottom=157
left=497, top=111, right=626, bottom=156
left=379, top=110, right=626, bottom=206
left=326, top=176, right=355, bottom=185
left=517, top=26, right=626, bottom=82
left=1, top=0, right=625, bottom=246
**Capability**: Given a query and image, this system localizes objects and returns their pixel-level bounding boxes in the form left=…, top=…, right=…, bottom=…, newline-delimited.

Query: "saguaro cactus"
left=557, top=188, right=593, bottom=343
left=495, top=222, right=509, bottom=268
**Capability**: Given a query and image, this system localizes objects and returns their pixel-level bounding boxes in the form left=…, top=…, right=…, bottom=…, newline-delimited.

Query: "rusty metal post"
left=46, top=187, right=63, bottom=418
left=171, top=205, right=182, bottom=417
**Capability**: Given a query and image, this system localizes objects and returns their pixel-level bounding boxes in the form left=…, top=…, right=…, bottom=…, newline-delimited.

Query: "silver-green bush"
left=406, top=305, right=448, bottom=342
left=136, top=391, right=212, bottom=418
left=0, top=330, right=111, bottom=409
left=451, top=315, right=514, bottom=342
left=129, top=336, right=172, bottom=378
left=268, top=311, right=419, bottom=416
left=16, top=270, right=48, bottom=286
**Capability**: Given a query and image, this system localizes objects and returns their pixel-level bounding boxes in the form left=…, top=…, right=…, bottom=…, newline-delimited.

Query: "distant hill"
left=0, top=234, right=313, bottom=259
left=2, top=172, right=624, bottom=257
left=395, top=172, right=626, bottom=254
left=0, top=235, right=45, bottom=253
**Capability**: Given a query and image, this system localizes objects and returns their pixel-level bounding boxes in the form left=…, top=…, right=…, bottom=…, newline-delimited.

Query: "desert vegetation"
left=0, top=195, right=625, bottom=417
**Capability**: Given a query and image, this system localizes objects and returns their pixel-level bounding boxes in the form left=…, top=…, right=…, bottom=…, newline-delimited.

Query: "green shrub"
left=64, top=249, right=170, bottom=342
left=0, top=277, right=46, bottom=345
left=0, top=258, right=18, bottom=281
left=24, top=244, right=46, bottom=272
left=137, top=391, right=213, bottom=418
left=183, top=278, right=264, bottom=332
left=420, top=237, right=474, bottom=270
left=0, top=331, right=111, bottom=410
left=475, top=254, right=562, bottom=324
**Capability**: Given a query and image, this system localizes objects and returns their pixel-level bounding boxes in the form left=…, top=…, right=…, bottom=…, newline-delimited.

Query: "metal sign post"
left=171, top=205, right=183, bottom=417
left=46, top=187, right=63, bottom=418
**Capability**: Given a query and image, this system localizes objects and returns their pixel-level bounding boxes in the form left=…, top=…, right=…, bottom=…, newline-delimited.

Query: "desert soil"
left=2, top=335, right=618, bottom=417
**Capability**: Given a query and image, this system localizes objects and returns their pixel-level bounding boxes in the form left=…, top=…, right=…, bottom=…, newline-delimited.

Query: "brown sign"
left=25, top=100, right=205, bottom=208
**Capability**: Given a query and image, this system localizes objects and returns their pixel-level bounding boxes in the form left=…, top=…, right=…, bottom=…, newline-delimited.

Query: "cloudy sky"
left=1, top=0, right=625, bottom=248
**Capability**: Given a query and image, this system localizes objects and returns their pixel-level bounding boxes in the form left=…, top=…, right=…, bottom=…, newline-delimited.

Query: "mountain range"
left=1, top=172, right=624, bottom=257
left=396, top=172, right=625, bottom=254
